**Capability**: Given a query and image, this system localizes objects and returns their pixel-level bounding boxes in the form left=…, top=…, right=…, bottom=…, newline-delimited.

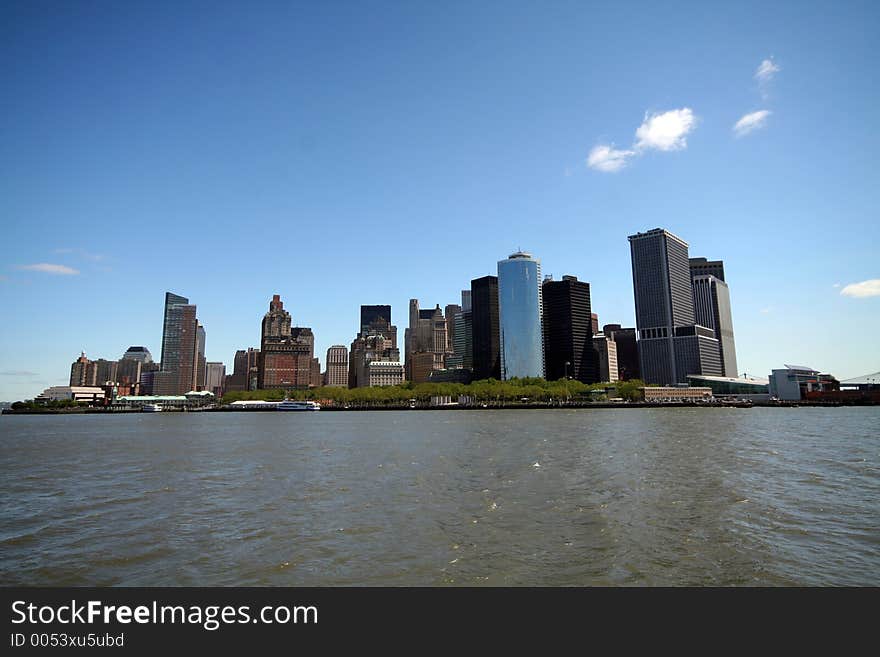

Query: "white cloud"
left=634, top=108, right=696, bottom=152
left=587, top=144, right=636, bottom=173
left=733, top=110, right=772, bottom=137
left=16, top=263, right=80, bottom=275
left=755, top=58, right=780, bottom=82
left=840, top=279, right=880, bottom=298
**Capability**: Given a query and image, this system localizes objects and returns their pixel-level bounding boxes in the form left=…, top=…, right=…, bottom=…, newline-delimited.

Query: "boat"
left=142, top=403, right=163, bottom=413
left=276, top=400, right=321, bottom=411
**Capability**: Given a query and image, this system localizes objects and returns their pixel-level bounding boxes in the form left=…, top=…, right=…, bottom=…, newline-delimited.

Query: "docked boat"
left=142, top=403, right=163, bottom=413
left=277, top=400, right=321, bottom=411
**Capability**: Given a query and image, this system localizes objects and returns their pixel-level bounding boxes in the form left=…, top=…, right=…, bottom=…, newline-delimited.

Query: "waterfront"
left=1, top=408, right=878, bottom=586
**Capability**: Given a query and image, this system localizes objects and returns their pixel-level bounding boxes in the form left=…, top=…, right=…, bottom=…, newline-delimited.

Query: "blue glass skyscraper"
left=497, top=251, right=544, bottom=380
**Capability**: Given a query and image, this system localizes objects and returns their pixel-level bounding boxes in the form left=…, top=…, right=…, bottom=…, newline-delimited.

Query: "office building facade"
left=259, top=294, right=317, bottom=389
left=471, top=276, right=500, bottom=380
left=154, top=292, right=200, bottom=395
left=602, top=324, right=640, bottom=381
left=324, top=345, right=349, bottom=387
left=542, top=275, right=597, bottom=383
left=498, top=252, right=544, bottom=380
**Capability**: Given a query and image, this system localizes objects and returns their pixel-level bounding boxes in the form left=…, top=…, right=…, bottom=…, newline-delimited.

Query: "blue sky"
left=1, top=0, right=878, bottom=400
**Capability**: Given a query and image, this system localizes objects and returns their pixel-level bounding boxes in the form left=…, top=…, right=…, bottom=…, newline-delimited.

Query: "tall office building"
left=591, top=313, right=599, bottom=336
left=194, top=324, right=206, bottom=390
left=471, top=276, right=500, bottom=380
left=121, top=346, right=153, bottom=363
left=592, top=334, right=619, bottom=383
left=405, top=299, right=450, bottom=382
left=688, top=257, right=725, bottom=281
left=92, top=359, right=118, bottom=385
left=324, top=345, right=348, bottom=387
left=360, top=305, right=392, bottom=337
left=542, top=275, right=598, bottom=383
left=205, top=362, right=226, bottom=397
left=225, top=348, right=260, bottom=392
left=154, top=292, right=200, bottom=395
left=603, top=324, right=640, bottom=381
left=691, top=273, right=738, bottom=377
left=498, top=252, right=544, bottom=380
left=445, top=304, right=461, bottom=353
left=628, top=229, right=721, bottom=384
left=69, top=352, right=93, bottom=386
left=259, top=294, right=317, bottom=389
left=349, top=305, right=401, bottom=388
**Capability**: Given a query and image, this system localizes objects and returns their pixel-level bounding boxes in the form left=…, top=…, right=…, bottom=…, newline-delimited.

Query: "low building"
left=366, top=361, right=404, bottom=387
left=769, top=364, right=839, bottom=401
left=687, top=374, right=770, bottom=400
left=114, top=391, right=215, bottom=410
left=641, top=386, right=713, bottom=402
left=36, top=386, right=106, bottom=404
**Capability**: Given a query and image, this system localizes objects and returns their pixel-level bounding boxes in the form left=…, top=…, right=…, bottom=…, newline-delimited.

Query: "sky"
left=1, top=0, right=878, bottom=401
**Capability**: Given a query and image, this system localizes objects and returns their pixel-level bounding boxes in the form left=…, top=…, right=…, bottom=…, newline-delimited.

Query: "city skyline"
left=1, top=2, right=878, bottom=401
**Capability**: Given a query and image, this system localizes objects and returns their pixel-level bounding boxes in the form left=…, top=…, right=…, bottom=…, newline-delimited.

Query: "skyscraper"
left=542, top=275, right=598, bottom=383
left=471, top=275, right=500, bottom=380
left=154, top=292, right=199, bottom=395
left=324, top=345, right=349, bottom=387
left=603, top=324, right=640, bottom=381
left=691, top=273, right=738, bottom=377
left=205, top=362, right=226, bottom=397
left=688, top=257, right=725, bottom=281
left=69, top=352, right=93, bottom=386
left=349, top=304, right=400, bottom=388
left=405, top=299, right=449, bottom=382
left=628, top=229, right=721, bottom=384
left=259, top=294, right=317, bottom=389
left=360, top=305, right=392, bottom=336
left=194, top=324, right=206, bottom=391
left=497, top=251, right=544, bottom=380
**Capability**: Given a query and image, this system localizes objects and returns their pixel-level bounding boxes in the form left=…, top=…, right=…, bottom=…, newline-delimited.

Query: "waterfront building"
left=153, top=292, right=200, bottom=395
left=592, top=334, right=619, bottom=383
left=602, top=324, right=640, bottom=381
left=471, top=276, right=500, bottom=380
left=324, top=345, right=349, bottom=387
left=366, top=360, right=405, bottom=387
left=259, top=294, right=317, bottom=389
left=36, top=386, right=106, bottom=404
left=641, top=386, right=713, bottom=402
left=691, top=270, right=738, bottom=377
left=628, top=229, right=722, bottom=384
left=542, top=275, right=597, bottom=383
left=688, top=257, right=725, bottom=281
left=686, top=374, right=769, bottom=399
left=205, top=362, right=226, bottom=397
left=498, top=251, right=544, bottom=380
left=769, top=364, right=840, bottom=401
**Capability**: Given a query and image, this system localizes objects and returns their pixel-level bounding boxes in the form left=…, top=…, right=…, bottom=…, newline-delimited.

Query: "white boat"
left=277, top=400, right=321, bottom=411
left=142, top=403, right=163, bottom=413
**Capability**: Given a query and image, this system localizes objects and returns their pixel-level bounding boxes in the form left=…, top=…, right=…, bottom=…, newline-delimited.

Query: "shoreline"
left=3, top=400, right=878, bottom=415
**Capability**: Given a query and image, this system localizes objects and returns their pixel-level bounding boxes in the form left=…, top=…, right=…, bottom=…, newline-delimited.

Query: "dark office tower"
left=471, top=275, right=500, bottom=380
left=688, top=257, right=725, bottom=282
left=445, top=304, right=461, bottom=353
left=360, top=305, right=392, bottom=336
left=629, top=228, right=721, bottom=384
left=193, top=324, right=206, bottom=390
left=542, top=276, right=598, bottom=383
left=603, top=324, right=641, bottom=381
left=691, top=275, right=738, bottom=377
left=591, top=313, right=599, bottom=336
left=121, top=346, right=153, bottom=363
left=154, top=292, right=199, bottom=395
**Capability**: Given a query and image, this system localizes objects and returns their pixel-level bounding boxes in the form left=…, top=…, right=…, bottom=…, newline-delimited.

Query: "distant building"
left=603, top=324, right=640, bottom=381
left=687, top=374, right=769, bottom=398
left=542, top=275, right=598, bottom=383
left=405, top=299, right=450, bottom=383
left=259, top=294, right=317, bottom=389
left=641, top=386, right=713, bottom=402
left=225, top=348, right=260, bottom=392
left=324, top=345, right=349, bottom=387
left=69, top=352, right=93, bottom=386
left=366, top=361, right=405, bottom=387
left=121, top=346, right=153, bottom=363
left=205, top=362, right=226, bottom=397
left=153, top=292, right=200, bottom=395
left=629, top=229, right=722, bottom=384
left=593, top=334, right=619, bottom=383
left=591, top=313, right=599, bottom=336
left=498, top=251, right=544, bottom=380
left=471, top=275, right=500, bottom=380
left=769, top=364, right=839, bottom=401
left=349, top=305, right=400, bottom=388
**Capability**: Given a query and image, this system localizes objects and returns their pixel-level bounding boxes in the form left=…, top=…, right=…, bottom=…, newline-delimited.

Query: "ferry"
left=142, top=403, right=163, bottom=413
left=277, top=400, right=321, bottom=411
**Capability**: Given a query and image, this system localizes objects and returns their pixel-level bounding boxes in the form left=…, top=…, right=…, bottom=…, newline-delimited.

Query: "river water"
left=1, top=408, right=878, bottom=586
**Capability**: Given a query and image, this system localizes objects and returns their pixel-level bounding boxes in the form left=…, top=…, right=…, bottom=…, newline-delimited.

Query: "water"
left=1, top=408, right=878, bottom=586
